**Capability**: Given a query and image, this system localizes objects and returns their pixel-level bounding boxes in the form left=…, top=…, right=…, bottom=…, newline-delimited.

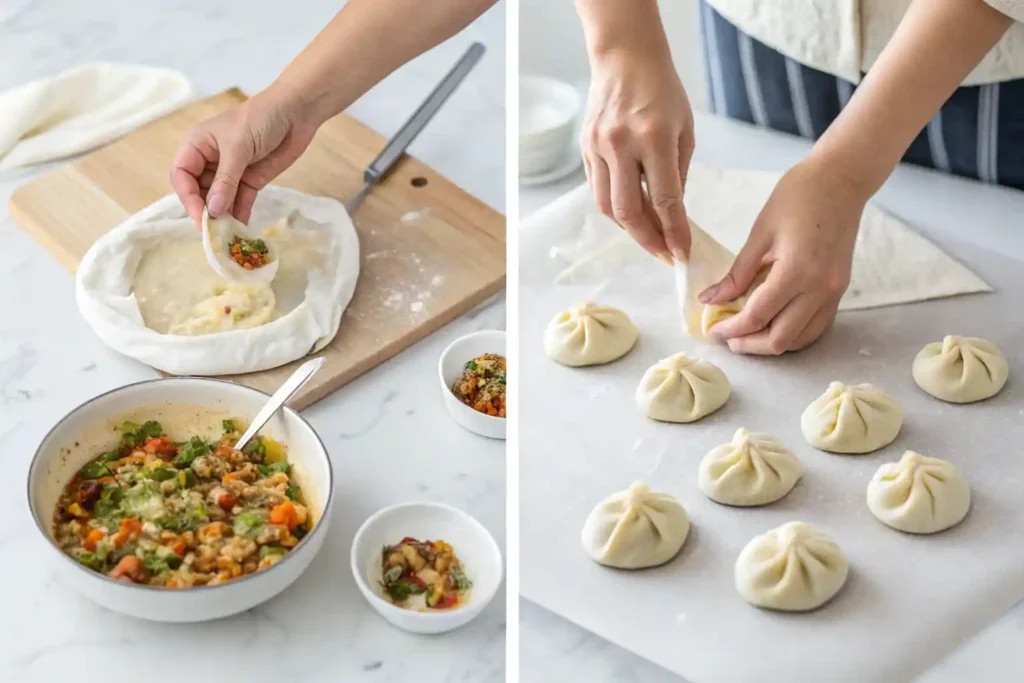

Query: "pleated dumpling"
left=699, top=429, right=802, bottom=506
left=581, top=481, right=690, bottom=569
left=735, top=521, right=849, bottom=611
left=801, top=381, right=902, bottom=454
left=867, top=450, right=970, bottom=534
left=544, top=301, right=638, bottom=367
left=636, top=352, right=730, bottom=423
left=913, top=335, right=1008, bottom=403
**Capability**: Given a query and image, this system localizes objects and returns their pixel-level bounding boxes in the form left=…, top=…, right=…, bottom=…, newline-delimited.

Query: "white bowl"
left=350, top=502, right=502, bottom=635
left=519, top=75, right=581, bottom=176
left=27, top=377, right=334, bottom=622
left=438, top=330, right=506, bottom=440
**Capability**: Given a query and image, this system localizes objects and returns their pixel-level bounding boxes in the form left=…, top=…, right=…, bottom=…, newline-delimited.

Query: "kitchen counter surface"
left=518, top=111, right=1024, bottom=683
left=0, top=2, right=506, bottom=682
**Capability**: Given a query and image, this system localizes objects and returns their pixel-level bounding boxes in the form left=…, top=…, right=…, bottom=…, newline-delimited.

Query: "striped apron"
left=699, top=1, right=1024, bottom=190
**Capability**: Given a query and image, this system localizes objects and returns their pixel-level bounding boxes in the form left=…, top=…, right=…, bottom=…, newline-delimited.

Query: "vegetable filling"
left=53, top=418, right=311, bottom=588
left=379, top=537, right=472, bottom=610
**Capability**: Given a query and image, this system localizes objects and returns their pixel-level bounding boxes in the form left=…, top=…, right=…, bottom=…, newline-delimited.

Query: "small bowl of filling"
left=438, top=330, right=506, bottom=440
left=28, top=377, right=333, bottom=622
left=350, top=502, right=502, bottom=634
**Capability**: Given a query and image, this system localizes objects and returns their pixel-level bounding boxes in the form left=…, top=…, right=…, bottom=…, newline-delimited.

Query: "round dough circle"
left=867, top=450, right=970, bottom=534
left=912, top=335, right=1008, bottom=403
left=581, top=481, right=690, bottom=569
left=636, top=352, right=730, bottom=423
left=544, top=301, right=638, bottom=367
left=800, top=381, right=902, bottom=454
left=699, top=429, right=802, bottom=506
left=735, top=521, right=848, bottom=611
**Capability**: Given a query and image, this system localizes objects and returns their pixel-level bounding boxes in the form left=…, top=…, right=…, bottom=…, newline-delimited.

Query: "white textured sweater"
left=705, top=0, right=1024, bottom=85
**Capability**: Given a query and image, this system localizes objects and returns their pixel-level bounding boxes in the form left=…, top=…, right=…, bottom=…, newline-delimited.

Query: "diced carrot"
left=222, top=471, right=243, bottom=483
left=83, top=529, right=106, bottom=552
left=112, top=518, right=142, bottom=547
left=109, top=555, right=146, bottom=582
left=269, top=500, right=299, bottom=531
left=170, top=539, right=188, bottom=557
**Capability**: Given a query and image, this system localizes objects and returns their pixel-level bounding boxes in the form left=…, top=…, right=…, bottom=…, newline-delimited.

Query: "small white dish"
left=519, top=74, right=581, bottom=177
left=438, top=329, right=506, bottom=440
left=27, top=377, right=334, bottom=622
left=519, top=143, right=584, bottom=187
left=350, top=502, right=503, bottom=635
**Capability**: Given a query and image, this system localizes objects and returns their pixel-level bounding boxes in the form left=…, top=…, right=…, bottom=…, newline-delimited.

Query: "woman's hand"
left=700, top=158, right=865, bottom=354
left=575, top=0, right=694, bottom=263
left=170, top=88, right=318, bottom=227
left=581, top=51, right=694, bottom=262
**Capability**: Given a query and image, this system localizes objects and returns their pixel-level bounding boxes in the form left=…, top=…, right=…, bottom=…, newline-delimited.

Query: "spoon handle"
left=234, top=357, right=325, bottom=452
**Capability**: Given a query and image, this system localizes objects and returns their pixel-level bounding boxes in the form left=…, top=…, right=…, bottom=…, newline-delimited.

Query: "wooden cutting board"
left=8, top=89, right=505, bottom=410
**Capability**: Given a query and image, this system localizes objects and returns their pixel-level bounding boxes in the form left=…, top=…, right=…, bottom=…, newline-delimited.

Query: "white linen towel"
left=0, top=63, right=194, bottom=170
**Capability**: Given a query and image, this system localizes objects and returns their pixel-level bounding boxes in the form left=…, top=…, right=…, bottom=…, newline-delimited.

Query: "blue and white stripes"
left=698, top=0, right=1022, bottom=190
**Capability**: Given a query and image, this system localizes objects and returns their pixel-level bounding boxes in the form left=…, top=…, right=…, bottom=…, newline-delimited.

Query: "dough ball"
left=636, top=352, right=730, bottom=423
left=801, top=381, right=902, bottom=454
left=581, top=481, right=690, bottom=569
left=699, top=428, right=802, bottom=506
left=735, top=521, right=848, bottom=611
left=912, top=335, right=1008, bottom=403
left=544, top=301, right=639, bottom=367
left=867, top=450, right=970, bottom=534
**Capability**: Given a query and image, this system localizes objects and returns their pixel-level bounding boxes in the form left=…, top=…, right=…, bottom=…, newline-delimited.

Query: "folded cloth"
left=0, top=63, right=194, bottom=171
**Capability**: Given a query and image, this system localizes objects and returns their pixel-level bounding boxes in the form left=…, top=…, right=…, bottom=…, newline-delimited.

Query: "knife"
left=345, top=41, right=487, bottom=214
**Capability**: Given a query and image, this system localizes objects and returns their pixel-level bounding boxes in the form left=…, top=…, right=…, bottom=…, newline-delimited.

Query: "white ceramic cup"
left=519, top=75, right=581, bottom=176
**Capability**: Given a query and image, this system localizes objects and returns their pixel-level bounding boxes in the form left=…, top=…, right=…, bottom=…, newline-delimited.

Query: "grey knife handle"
left=363, top=42, right=486, bottom=185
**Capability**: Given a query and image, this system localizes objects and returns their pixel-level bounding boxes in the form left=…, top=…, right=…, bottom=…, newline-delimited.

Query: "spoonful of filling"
left=202, top=208, right=280, bottom=285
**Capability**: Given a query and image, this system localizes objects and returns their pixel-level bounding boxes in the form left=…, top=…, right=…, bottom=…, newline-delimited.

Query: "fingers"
left=206, top=140, right=250, bottom=218
left=607, top=155, right=670, bottom=261
left=708, top=270, right=793, bottom=341
left=789, top=297, right=840, bottom=350
left=589, top=155, right=613, bottom=217
left=699, top=229, right=770, bottom=304
left=675, top=133, right=695, bottom=257
left=232, top=181, right=260, bottom=225
left=725, top=293, right=819, bottom=355
left=170, top=144, right=209, bottom=228
left=642, top=144, right=688, bottom=261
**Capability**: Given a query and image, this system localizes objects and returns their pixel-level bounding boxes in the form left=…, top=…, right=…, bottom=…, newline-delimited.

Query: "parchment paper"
left=519, top=198, right=1024, bottom=683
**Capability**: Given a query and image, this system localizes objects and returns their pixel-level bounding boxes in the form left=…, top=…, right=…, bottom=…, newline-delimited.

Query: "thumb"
left=206, top=145, right=249, bottom=218
left=699, top=232, right=769, bottom=304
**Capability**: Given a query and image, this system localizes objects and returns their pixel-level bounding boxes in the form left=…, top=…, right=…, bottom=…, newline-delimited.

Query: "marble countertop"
left=519, top=113, right=1024, bottom=683
left=0, top=2, right=506, bottom=682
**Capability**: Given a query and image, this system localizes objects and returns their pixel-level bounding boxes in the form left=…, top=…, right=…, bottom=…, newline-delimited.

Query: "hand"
left=699, top=158, right=865, bottom=355
left=170, top=88, right=318, bottom=227
left=580, top=51, right=695, bottom=262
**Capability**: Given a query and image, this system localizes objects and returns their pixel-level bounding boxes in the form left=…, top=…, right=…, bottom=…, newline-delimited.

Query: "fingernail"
left=658, top=253, right=674, bottom=266
left=698, top=285, right=717, bottom=304
left=208, top=193, right=226, bottom=216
